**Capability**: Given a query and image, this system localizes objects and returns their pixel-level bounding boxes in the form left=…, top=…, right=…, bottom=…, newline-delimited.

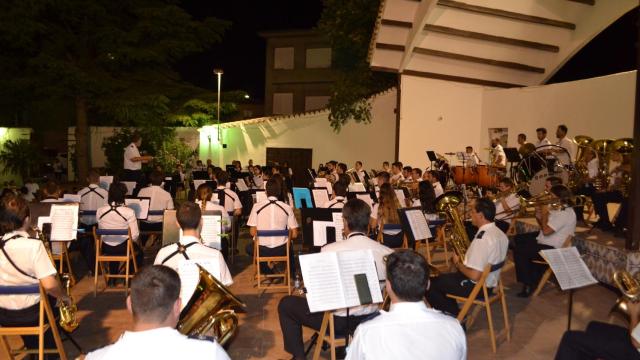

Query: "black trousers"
left=123, top=169, right=144, bottom=196
left=592, top=190, right=624, bottom=226
left=278, top=296, right=374, bottom=358
left=573, top=183, right=595, bottom=222
left=101, top=241, right=144, bottom=274
left=139, top=221, right=162, bottom=247
left=555, top=321, right=640, bottom=360
left=245, top=242, right=294, bottom=275
left=0, top=296, right=58, bottom=359
left=513, top=232, right=554, bottom=287
left=425, top=272, right=477, bottom=317
left=71, top=223, right=97, bottom=272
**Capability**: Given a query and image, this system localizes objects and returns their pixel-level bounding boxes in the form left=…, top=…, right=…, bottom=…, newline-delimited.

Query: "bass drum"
left=452, top=166, right=477, bottom=185
left=515, top=145, right=572, bottom=184
left=528, top=168, right=570, bottom=196
left=477, top=165, right=500, bottom=188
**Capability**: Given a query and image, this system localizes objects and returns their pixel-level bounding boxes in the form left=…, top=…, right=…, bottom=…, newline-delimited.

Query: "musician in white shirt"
left=354, top=161, right=367, bottom=184
left=491, top=139, right=507, bottom=168
left=347, top=250, right=466, bottom=360
left=465, top=146, right=481, bottom=167
left=390, top=162, right=404, bottom=185
left=535, top=127, right=552, bottom=148
left=278, top=199, right=392, bottom=360
left=85, top=266, right=230, bottom=360
left=154, top=202, right=232, bottom=286
left=556, top=124, right=577, bottom=163
left=494, top=178, right=520, bottom=233
left=123, top=133, right=152, bottom=194
left=425, top=170, right=443, bottom=198
left=77, top=169, right=109, bottom=273
left=0, top=193, right=71, bottom=353
left=138, top=170, right=174, bottom=244
left=194, top=183, right=230, bottom=232
left=323, top=181, right=347, bottom=209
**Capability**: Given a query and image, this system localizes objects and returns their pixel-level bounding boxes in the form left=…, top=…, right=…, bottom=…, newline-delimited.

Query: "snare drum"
left=452, top=166, right=478, bottom=185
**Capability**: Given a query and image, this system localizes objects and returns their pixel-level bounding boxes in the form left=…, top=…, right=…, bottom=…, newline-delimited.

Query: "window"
left=304, top=96, right=330, bottom=111
left=305, top=48, right=331, bottom=69
left=273, top=93, right=294, bottom=115
left=274, top=47, right=294, bottom=69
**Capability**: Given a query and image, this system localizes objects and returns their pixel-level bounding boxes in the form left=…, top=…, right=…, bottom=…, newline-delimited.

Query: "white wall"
left=201, top=88, right=397, bottom=170
left=482, top=71, right=636, bottom=149
left=399, top=75, right=486, bottom=168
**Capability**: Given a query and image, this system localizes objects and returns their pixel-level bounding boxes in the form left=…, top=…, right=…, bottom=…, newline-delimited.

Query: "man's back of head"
left=386, top=250, right=429, bottom=302
left=129, top=265, right=181, bottom=326
left=176, top=201, right=201, bottom=231
left=342, top=199, right=371, bottom=234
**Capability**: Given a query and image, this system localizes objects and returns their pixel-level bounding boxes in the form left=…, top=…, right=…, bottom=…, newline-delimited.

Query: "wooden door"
left=266, top=147, right=312, bottom=187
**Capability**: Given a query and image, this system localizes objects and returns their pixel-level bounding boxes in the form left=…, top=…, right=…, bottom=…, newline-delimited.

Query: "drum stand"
left=460, top=158, right=469, bottom=221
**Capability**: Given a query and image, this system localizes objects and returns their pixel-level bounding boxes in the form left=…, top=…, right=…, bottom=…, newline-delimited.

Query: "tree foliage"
left=0, top=139, right=40, bottom=181
left=317, top=0, right=396, bottom=131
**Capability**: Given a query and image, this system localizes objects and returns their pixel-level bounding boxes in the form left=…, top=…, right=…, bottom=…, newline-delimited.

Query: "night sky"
left=175, top=1, right=637, bottom=101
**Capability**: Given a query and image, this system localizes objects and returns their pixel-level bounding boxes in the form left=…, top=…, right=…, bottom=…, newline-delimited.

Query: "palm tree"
left=0, top=139, right=40, bottom=182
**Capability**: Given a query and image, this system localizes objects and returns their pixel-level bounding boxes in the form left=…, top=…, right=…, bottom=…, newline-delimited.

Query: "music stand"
left=300, top=208, right=342, bottom=252
left=504, top=147, right=521, bottom=180
left=426, top=150, right=437, bottom=170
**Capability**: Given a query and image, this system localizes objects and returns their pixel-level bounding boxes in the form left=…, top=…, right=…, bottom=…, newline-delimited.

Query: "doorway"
left=266, top=147, right=312, bottom=187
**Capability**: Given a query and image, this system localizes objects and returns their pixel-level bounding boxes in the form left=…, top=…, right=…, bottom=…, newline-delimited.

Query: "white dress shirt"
left=323, top=196, right=346, bottom=209
left=96, top=204, right=139, bottom=246
left=346, top=301, right=466, bottom=360
left=195, top=200, right=231, bottom=232
left=537, top=208, right=576, bottom=249
left=137, top=185, right=174, bottom=223
left=322, top=233, right=393, bottom=317
left=154, top=236, right=232, bottom=286
left=587, top=157, right=599, bottom=179
left=495, top=193, right=520, bottom=224
left=78, top=184, right=108, bottom=225
left=123, top=143, right=141, bottom=171
left=0, top=231, right=57, bottom=310
left=535, top=138, right=552, bottom=148
left=492, top=144, right=506, bottom=167
left=85, top=327, right=230, bottom=360
left=464, top=222, right=509, bottom=288
left=212, top=186, right=242, bottom=213
left=433, top=182, right=444, bottom=198
left=390, top=173, right=404, bottom=184
left=556, top=136, right=576, bottom=163
left=356, top=170, right=367, bottom=183
left=247, top=196, right=298, bottom=248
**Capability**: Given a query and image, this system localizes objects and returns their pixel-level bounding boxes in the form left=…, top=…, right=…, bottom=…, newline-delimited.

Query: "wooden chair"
left=533, top=236, right=573, bottom=297
left=415, top=220, right=449, bottom=267
left=0, top=283, right=67, bottom=360
left=253, top=229, right=291, bottom=294
left=93, top=227, right=138, bottom=296
left=50, top=242, right=76, bottom=286
left=312, top=311, right=346, bottom=360
left=446, top=262, right=510, bottom=353
left=227, top=212, right=237, bottom=264
left=376, top=223, right=408, bottom=249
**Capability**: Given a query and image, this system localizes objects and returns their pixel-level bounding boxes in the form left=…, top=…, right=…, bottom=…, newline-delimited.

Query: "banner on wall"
left=488, top=128, right=508, bottom=147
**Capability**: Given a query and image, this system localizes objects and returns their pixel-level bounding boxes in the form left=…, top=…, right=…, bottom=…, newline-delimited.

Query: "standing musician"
left=490, top=138, right=507, bottom=169
left=96, top=182, right=144, bottom=277
left=138, top=170, right=175, bottom=246
left=323, top=181, right=347, bottom=209
left=346, top=250, right=466, bottom=360
left=154, top=202, right=232, bottom=286
left=77, top=169, right=109, bottom=272
left=85, top=266, right=230, bottom=359
left=426, top=198, right=509, bottom=317
left=517, top=133, right=534, bottom=157
left=123, top=133, right=153, bottom=194
left=513, top=185, right=576, bottom=297
left=278, top=199, right=392, bottom=360
left=555, top=124, right=577, bottom=163
left=465, top=146, right=481, bottom=167
left=245, top=178, right=298, bottom=275
left=535, top=128, right=552, bottom=148
left=0, top=193, right=72, bottom=356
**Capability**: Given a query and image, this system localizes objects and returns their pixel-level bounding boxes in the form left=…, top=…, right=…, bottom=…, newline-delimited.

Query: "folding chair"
left=376, top=223, right=408, bottom=249
left=446, top=262, right=510, bottom=353
left=253, top=229, right=291, bottom=294
left=0, top=283, right=67, bottom=360
left=227, top=212, right=237, bottom=263
left=415, top=220, right=449, bottom=266
left=311, top=311, right=347, bottom=360
left=533, top=236, right=573, bottom=297
left=49, top=242, right=76, bottom=286
left=93, top=227, right=138, bottom=296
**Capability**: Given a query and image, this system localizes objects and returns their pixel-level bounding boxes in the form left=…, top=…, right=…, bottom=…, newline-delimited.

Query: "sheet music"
left=300, top=252, right=346, bottom=313
left=122, top=181, right=136, bottom=196
left=255, top=190, right=267, bottom=203
left=337, top=250, right=383, bottom=307
left=348, top=183, right=366, bottom=192
left=200, top=214, right=222, bottom=249
left=394, top=189, right=406, bottom=208
left=314, top=180, right=332, bottom=195
left=312, top=221, right=333, bottom=247
left=235, top=179, right=249, bottom=192
left=98, top=176, right=113, bottom=191
left=405, top=209, right=432, bottom=240
left=312, top=189, right=329, bottom=208
left=177, top=259, right=221, bottom=311
left=355, top=194, right=373, bottom=210
left=49, top=204, right=78, bottom=241
left=332, top=212, right=345, bottom=241
left=62, top=194, right=81, bottom=203
left=124, top=198, right=150, bottom=220
left=539, top=247, right=597, bottom=290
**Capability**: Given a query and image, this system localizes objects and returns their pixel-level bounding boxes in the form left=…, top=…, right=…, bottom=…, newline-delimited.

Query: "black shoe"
left=517, top=285, right=532, bottom=298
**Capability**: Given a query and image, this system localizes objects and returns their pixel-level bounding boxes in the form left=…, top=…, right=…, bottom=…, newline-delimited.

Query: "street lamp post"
left=213, top=68, right=224, bottom=142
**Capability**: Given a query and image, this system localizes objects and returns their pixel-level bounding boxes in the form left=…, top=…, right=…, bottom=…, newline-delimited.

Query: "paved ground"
left=5, top=227, right=628, bottom=360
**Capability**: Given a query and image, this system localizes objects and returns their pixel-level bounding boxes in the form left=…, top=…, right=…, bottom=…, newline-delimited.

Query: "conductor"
left=123, top=133, right=153, bottom=191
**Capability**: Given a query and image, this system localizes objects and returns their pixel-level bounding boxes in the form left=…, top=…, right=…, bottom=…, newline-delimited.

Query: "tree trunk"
left=75, top=97, right=89, bottom=183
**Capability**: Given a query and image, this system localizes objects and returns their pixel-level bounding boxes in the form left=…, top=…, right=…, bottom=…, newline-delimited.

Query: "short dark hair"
left=392, top=161, right=403, bottom=169
left=413, top=168, right=422, bottom=176
left=108, top=182, right=127, bottom=204
left=550, top=184, right=572, bottom=205
left=518, top=133, right=526, bottom=140
left=558, top=124, right=568, bottom=133
left=355, top=161, right=362, bottom=166
left=546, top=176, right=563, bottom=186
left=473, top=197, right=496, bottom=222
left=402, top=166, right=412, bottom=172
left=0, top=192, right=30, bottom=235
left=429, top=170, right=439, bottom=179
left=177, top=202, right=201, bottom=230
left=387, top=250, right=429, bottom=302
left=342, top=199, right=371, bottom=233
left=337, top=163, right=347, bottom=173
left=499, top=177, right=514, bottom=188
left=383, top=161, right=389, bottom=166
left=536, top=128, right=547, bottom=134
left=149, top=170, right=163, bottom=186
left=216, top=171, right=229, bottom=185
left=132, top=133, right=141, bottom=143
left=130, top=265, right=181, bottom=323
left=88, top=169, right=100, bottom=183
left=43, top=180, right=60, bottom=198
left=338, top=174, right=351, bottom=187
left=265, top=178, right=281, bottom=197
left=376, top=171, right=390, bottom=184
left=466, top=146, right=473, bottom=150
left=333, top=181, right=347, bottom=197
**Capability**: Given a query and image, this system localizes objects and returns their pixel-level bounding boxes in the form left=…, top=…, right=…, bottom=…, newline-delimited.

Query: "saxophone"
left=435, top=192, right=470, bottom=261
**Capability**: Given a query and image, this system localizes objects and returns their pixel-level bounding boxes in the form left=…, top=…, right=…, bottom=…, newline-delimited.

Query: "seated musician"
left=154, top=202, right=232, bottom=286
left=491, top=138, right=507, bottom=169
left=96, top=182, right=144, bottom=276
left=326, top=161, right=339, bottom=183
left=592, top=152, right=630, bottom=234
left=194, top=183, right=230, bottom=232
left=545, top=176, right=563, bottom=192
left=426, top=198, right=508, bottom=317
left=323, top=181, right=347, bottom=209
left=535, top=127, right=552, bottom=148
left=554, top=301, right=640, bottom=360
left=411, top=167, right=422, bottom=183
left=425, top=170, right=444, bottom=198
left=214, top=171, right=242, bottom=253
left=85, top=265, right=230, bottom=359
left=336, top=162, right=347, bottom=178
left=278, top=199, right=392, bottom=360
left=493, top=177, right=520, bottom=233
left=465, top=146, right=481, bottom=167
left=375, top=171, right=390, bottom=187
left=252, top=165, right=264, bottom=189
left=381, top=161, right=390, bottom=173
left=390, top=161, right=404, bottom=186
left=77, top=169, right=109, bottom=272
left=370, top=183, right=405, bottom=248
left=245, top=178, right=298, bottom=274
left=346, top=250, right=466, bottom=360
left=0, top=193, right=72, bottom=357
left=555, top=124, right=576, bottom=163
left=418, top=180, right=436, bottom=213
left=513, top=185, right=576, bottom=297
left=401, top=166, right=413, bottom=182
left=138, top=170, right=175, bottom=245
left=354, top=161, right=367, bottom=184
left=40, top=180, right=61, bottom=202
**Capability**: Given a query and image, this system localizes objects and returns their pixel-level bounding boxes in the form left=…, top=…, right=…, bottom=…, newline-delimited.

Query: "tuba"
left=611, top=270, right=640, bottom=319
left=435, top=192, right=470, bottom=261
left=590, top=139, right=614, bottom=191
left=610, top=138, right=633, bottom=197
left=177, top=264, right=245, bottom=346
